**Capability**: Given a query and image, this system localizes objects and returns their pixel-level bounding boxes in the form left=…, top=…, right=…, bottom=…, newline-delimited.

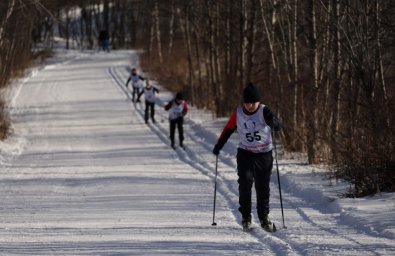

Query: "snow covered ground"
left=0, top=50, right=394, bottom=255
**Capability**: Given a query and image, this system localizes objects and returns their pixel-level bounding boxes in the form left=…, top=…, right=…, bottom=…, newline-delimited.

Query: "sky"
left=0, top=49, right=394, bottom=255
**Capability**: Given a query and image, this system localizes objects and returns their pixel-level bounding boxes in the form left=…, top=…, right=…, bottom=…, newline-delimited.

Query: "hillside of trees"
left=1, top=0, right=394, bottom=196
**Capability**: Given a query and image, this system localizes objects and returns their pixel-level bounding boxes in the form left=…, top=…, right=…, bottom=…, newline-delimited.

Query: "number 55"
left=246, top=131, right=261, bottom=142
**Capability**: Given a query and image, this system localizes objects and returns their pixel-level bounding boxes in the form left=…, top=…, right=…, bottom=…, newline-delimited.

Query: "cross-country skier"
left=125, top=68, right=145, bottom=102
left=164, top=92, right=188, bottom=150
left=137, top=80, right=160, bottom=124
left=98, top=30, right=110, bottom=52
left=212, top=82, right=282, bottom=232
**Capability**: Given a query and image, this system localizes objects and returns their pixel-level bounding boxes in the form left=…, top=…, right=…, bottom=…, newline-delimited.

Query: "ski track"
left=110, top=62, right=395, bottom=256
left=2, top=51, right=394, bottom=255
left=1, top=52, right=272, bottom=255
left=108, top=66, right=296, bottom=255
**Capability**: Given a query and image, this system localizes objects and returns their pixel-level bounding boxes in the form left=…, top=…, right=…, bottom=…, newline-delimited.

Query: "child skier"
left=137, top=80, right=160, bottom=124
left=164, top=92, right=188, bottom=150
left=212, top=82, right=282, bottom=232
left=125, top=68, right=145, bottom=102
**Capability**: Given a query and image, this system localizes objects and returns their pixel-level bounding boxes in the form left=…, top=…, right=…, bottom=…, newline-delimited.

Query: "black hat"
left=243, top=82, right=260, bottom=103
left=175, top=92, right=184, bottom=100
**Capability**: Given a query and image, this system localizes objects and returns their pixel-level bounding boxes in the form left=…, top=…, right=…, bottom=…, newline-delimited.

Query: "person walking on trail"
left=164, top=92, right=188, bottom=150
left=137, top=80, right=160, bottom=124
left=125, top=68, right=145, bottom=102
left=98, top=30, right=110, bottom=52
left=212, top=82, right=282, bottom=232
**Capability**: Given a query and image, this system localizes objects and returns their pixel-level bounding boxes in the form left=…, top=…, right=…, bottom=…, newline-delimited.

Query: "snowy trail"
left=109, top=66, right=296, bottom=255
left=109, top=64, right=395, bottom=256
left=0, top=50, right=394, bottom=255
left=0, top=51, right=273, bottom=255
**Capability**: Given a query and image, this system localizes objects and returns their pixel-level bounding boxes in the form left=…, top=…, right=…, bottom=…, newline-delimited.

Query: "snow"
left=1, top=50, right=394, bottom=255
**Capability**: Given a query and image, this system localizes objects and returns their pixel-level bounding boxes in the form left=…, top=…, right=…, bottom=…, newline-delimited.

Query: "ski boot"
left=242, top=215, right=252, bottom=232
left=260, top=215, right=276, bottom=232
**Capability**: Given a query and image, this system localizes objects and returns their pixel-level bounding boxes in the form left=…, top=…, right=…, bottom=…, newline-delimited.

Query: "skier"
left=212, top=82, right=282, bottom=232
left=137, top=80, right=160, bottom=124
left=125, top=68, right=145, bottom=102
left=98, top=30, right=110, bottom=52
left=164, top=92, right=188, bottom=150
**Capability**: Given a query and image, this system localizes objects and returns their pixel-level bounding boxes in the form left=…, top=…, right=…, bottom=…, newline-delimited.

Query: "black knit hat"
left=243, top=82, right=260, bottom=103
left=175, top=92, right=184, bottom=100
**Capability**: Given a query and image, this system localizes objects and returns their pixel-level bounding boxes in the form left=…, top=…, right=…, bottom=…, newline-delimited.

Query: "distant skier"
left=125, top=68, right=145, bottom=102
left=164, top=92, right=188, bottom=150
left=98, top=30, right=110, bottom=52
left=137, top=80, right=160, bottom=124
left=212, top=82, right=282, bottom=232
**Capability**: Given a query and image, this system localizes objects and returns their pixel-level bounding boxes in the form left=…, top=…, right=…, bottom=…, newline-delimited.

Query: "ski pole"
left=273, top=131, right=286, bottom=229
left=211, top=155, right=219, bottom=226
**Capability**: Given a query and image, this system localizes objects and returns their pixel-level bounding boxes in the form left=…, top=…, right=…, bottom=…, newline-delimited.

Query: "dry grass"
left=32, top=48, right=54, bottom=64
left=140, top=45, right=188, bottom=98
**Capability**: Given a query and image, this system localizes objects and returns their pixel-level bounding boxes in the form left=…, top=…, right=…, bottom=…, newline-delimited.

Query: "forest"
left=0, top=0, right=394, bottom=196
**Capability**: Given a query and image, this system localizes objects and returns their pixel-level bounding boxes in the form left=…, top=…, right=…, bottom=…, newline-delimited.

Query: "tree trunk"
left=224, top=2, right=235, bottom=111
left=103, top=0, right=109, bottom=32
left=292, top=0, right=299, bottom=150
left=330, top=0, right=342, bottom=162
left=375, top=0, right=390, bottom=131
left=119, top=0, right=126, bottom=48
left=149, top=9, right=155, bottom=56
left=92, top=4, right=101, bottom=48
left=154, top=0, right=163, bottom=63
left=239, top=0, right=248, bottom=89
left=0, top=0, right=16, bottom=42
left=168, top=0, right=175, bottom=56
left=214, top=3, right=223, bottom=114
left=246, top=0, right=256, bottom=82
left=306, top=0, right=319, bottom=164
left=192, top=24, right=203, bottom=107
left=185, top=3, right=195, bottom=105
left=65, top=10, right=70, bottom=49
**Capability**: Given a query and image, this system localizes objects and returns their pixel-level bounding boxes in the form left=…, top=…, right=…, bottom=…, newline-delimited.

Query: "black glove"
left=212, top=144, right=220, bottom=155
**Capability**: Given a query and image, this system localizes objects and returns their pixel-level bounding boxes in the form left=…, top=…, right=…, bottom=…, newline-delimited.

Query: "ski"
left=170, top=145, right=186, bottom=151
left=261, top=222, right=277, bottom=233
left=242, top=223, right=276, bottom=233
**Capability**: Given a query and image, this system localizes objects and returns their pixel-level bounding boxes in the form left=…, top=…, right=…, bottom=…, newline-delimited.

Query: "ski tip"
left=261, top=223, right=277, bottom=233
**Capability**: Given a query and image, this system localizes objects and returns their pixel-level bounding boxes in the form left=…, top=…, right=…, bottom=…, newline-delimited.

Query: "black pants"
left=236, top=148, right=273, bottom=220
left=169, top=117, right=184, bottom=147
left=145, top=101, right=155, bottom=123
left=132, top=87, right=140, bottom=101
